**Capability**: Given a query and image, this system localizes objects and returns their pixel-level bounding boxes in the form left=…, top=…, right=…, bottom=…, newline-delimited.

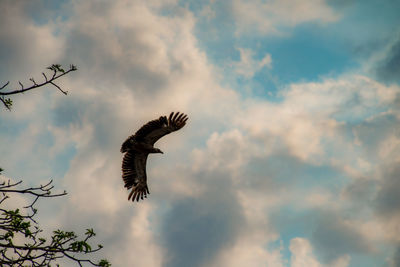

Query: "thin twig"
left=50, top=81, right=68, bottom=95
left=0, top=81, right=9, bottom=90
left=0, top=67, right=75, bottom=96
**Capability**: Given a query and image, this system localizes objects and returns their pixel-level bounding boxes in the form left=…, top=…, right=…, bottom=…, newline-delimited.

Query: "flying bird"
left=121, top=112, right=188, bottom=202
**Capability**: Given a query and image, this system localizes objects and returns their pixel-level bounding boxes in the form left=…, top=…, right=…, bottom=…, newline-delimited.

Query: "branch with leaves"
left=0, top=177, right=110, bottom=267
left=0, top=64, right=77, bottom=110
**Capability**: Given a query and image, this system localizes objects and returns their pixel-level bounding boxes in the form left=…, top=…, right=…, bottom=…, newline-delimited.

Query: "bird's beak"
left=159, top=150, right=164, bottom=154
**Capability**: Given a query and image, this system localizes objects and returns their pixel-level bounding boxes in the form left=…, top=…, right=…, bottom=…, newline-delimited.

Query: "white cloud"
left=210, top=189, right=286, bottom=267
left=236, top=75, right=400, bottom=164
left=191, top=129, right=255, bottom=172
left=290, top=238, right=350, bottom=267
left=230, top=48, right=272, bottom=78
left=111, top=204, right=163, bottom=267
left=290, top=238, right=322, bottom=267
left=378, top=132, right=400, bottom=162
left=213, top=240, right=285, bottom=267
left=232, top=0, right=339, bottom=35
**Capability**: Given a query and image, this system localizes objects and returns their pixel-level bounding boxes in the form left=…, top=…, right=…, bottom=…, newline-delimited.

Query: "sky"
left=1, top=0, right=400, bottom=266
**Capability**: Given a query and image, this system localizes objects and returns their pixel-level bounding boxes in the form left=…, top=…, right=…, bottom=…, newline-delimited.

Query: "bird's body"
left=121, top=112, right=188, bottom=202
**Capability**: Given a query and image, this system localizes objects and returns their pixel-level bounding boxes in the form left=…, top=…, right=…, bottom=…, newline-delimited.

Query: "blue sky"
left=1, top=1, right=400, bottom=266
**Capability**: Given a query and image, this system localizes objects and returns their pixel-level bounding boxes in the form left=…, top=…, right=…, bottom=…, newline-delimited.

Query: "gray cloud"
left=242, top=152, right=341, bottom=192
left=376, top=35, right=400, bottom=84
left=160, top=172, right=244, bottom=267
left=52, top=97, right=85, bottom=128
left=353, top=113, right=399, bottom=155
left=311, top=211, right=371, bottom=263
left=342, top=178, right=376, bottom=208
left=393, top=245, right=400, bottom=267
left=271, top=208, right=372, bottom=264
left=0, top=1, right=63, bottom=82
left=63, top=27, right=168, bottom=95
left=375, top=164, right=400, bottom=217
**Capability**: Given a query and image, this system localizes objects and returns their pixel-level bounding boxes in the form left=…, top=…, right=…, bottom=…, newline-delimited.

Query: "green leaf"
left=99, top=259, right=111, bottom=267
left=85, top=228, right=95, bottom=237
left=24, top=229, right=32, bottom=237
left=71, top=241, right=92, bottom=252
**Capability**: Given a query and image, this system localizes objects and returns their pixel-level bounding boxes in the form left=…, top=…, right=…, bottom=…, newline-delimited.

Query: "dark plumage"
left=121, top=112, right=188, bottom=202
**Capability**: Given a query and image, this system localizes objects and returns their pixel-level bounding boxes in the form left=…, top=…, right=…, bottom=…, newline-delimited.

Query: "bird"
left=121, top=112, right=188, bottom=202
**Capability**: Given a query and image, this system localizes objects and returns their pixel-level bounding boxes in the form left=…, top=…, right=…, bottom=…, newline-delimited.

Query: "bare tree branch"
left=0, top=81, right=9, bottom=91
left=0, top=64, right=77, bottom=110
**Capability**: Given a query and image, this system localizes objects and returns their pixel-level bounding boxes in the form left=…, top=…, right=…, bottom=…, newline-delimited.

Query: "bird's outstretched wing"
left=122, top=151, right=150, bottom=202
left=121, top=112, right=188, bottom=151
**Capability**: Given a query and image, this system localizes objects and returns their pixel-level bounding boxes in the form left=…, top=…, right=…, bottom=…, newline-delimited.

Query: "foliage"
left=0, top=179, right=110, bottom=266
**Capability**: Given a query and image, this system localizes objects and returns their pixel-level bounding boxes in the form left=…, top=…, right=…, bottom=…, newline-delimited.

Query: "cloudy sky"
left=1, top=0, right=400, bottom=266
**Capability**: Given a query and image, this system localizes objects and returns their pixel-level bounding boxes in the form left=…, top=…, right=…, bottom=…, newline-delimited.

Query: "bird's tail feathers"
left=128, top=183, right=150, bottom=202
